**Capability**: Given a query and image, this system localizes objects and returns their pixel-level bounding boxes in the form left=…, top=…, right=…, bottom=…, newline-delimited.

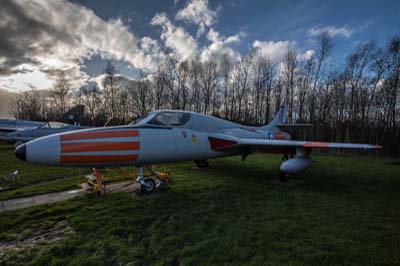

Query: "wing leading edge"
left=208, top=134, right=382, bottom=151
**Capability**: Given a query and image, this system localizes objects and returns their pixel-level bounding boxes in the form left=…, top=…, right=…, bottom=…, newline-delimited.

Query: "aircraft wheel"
left=140, top=178, right=156, bottom=194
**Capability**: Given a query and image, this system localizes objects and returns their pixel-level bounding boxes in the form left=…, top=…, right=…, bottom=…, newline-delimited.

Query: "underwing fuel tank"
left=280, top=156, right=314, bottom=175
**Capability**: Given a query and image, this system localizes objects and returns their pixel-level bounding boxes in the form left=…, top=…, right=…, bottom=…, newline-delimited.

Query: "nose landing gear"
left=136, top=165, right=170, bottom=195
left=140, top=178, right=156, bottom=193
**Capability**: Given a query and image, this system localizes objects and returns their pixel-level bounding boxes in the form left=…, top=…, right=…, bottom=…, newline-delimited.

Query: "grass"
left=0, top=143, right=86, bottom=200
left=0, top=143, right=400, bottom=265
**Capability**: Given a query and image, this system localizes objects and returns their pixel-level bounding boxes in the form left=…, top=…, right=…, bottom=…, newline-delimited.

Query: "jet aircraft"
left=0, top=105, right=87, bottom=145
left=14, top=107, right=382, bottom=193
left=0, top=105, right=85, bottom=133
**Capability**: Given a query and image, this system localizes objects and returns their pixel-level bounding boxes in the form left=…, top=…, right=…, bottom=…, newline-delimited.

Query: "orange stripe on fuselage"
left=61, top=154, right=138, bottom=164
left=61, top=142, right=140, bottom=153
left=60, top=130, right=139, bottom=141
left=302, top=142, right=330, bottom=148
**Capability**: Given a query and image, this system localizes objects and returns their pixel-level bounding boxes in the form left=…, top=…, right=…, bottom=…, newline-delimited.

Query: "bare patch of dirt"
left=0, top=220, right=74, bottom=256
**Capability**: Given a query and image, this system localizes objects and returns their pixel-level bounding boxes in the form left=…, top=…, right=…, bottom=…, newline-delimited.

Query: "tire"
left=140, top=178, right=156, bottom=194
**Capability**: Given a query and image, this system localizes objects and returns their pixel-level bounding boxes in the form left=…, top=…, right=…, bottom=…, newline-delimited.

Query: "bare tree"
left=10, top=90, right=44, bottom=121
left=51, top=70, right=71, bottom=117
left=199, top=59, right=218, bottom=114
left=102, top=60, right=117, bottom=121
left=283, top=47, right=297, bottom=122
left=309, top=32, right=333, bottom=122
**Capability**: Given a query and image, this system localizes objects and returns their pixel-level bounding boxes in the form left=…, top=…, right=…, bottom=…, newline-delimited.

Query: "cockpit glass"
left=128, top=114, right=150, bottom=125
left=39, top=123, right=50, bottom=129
left=148, top=112, right=191, bottom=127
left=48, top=122, right=70, bottom=129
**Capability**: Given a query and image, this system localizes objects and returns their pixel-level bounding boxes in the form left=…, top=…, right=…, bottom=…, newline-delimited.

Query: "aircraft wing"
left=277, top=123, right=313, bottom=128
left=208, top=134, right=382, bottom=151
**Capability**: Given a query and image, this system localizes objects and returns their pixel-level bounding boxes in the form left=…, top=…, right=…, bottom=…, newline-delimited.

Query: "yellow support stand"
left=79, top=164, right=170, bottom=194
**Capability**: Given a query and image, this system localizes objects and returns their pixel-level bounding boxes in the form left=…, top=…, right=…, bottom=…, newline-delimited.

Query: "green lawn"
left=0, top=143, right=399, bottom=265
left=0, top=143, right=86, bottom=200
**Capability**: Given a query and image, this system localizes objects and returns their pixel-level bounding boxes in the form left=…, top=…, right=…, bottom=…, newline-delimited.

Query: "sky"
left=0, top=0, right=399, bottom=92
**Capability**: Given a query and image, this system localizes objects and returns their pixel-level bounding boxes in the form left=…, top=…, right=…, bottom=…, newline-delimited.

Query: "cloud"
left=200, top=28, right=243, bottom=64
left=151, top=13, right=198, bottom=61
left=0, top=0, right=164, bottom=91
left=296, top=49, right=315, bottom=61
left=252, top=40, right=294, bottom=61
left=176, top=0, right=218, bottom=36
left=252, top=40, right=315, bottom=63
left=308, top=25, right=355, bottom=38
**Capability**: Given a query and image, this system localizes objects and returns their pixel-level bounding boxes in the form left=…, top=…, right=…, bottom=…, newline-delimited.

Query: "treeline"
left=10, top=33, right=400, bottom=154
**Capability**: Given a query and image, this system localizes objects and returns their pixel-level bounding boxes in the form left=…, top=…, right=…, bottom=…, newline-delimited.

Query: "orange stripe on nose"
left=61, top=154, right=138, bottom=164
left=61, top=142, right=140, bottom=153
left=60, top=130, right=139, bottom=141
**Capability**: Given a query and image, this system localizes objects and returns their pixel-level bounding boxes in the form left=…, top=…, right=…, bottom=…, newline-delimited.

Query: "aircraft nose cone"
left=15, top=144, right=26, bottom=161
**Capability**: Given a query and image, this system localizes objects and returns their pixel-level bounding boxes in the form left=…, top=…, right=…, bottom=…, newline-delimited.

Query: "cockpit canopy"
left=39, top=122, right=71, bottom=129
left=130, top=110, right=239, bottom=132
left=131, top=111, right=191, bottom=127
left=148, top=112, right=191, bottom=126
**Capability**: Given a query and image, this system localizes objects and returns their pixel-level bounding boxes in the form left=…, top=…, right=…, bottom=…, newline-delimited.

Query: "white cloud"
left=308, top=25, right=354, bottom=38
left=297, top=49, right=315, bottom=61
left=0, top=64, right=54, bottom=92
left=0, top=0, right=164, bottom=91
left=252, top=40, right=315, bottom=63
left=201, top=28, right=243, bottom=64
left=176, top=0, right=218, bottom=36
left=252, top=40, right=294, bottom=61
left=151, top=13, right=198, bottom=61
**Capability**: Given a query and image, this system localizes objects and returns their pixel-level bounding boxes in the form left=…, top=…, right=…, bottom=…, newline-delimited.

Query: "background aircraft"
left=0, top=105, right=85, bottom=132
left=0, top=105, right=87, bottom=145
left=0, top=119, right=46, bottom=133
left=4, top=121, right=92, bottom=146
left=14, top=106, right=382, bottom=193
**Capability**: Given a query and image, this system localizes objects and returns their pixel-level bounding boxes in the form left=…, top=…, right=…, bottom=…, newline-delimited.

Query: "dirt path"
left=0, top=189, right=85, bottom=212
left=0, top=181, right=141, bottom=213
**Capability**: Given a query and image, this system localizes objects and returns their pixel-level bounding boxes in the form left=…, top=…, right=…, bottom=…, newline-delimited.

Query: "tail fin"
left=56, top=105, right=85, bottom=125
left=260, top=106, right=287, bottom=130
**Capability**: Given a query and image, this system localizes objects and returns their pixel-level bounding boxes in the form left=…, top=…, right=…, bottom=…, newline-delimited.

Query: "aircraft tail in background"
left=56, top=105, right=85, bottom=125
left=260, top=106, right=312, bottom=131
left=260, top=106, right=287, bottom=131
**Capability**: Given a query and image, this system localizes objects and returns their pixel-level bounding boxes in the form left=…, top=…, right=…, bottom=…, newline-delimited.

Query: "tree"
left=102, top=60, right=117, bottom=121
left=51, top=70, right=71, bottom=117
left=309, top=32, right=333, bottom=122
left=10, top=90, right=44, bottom=121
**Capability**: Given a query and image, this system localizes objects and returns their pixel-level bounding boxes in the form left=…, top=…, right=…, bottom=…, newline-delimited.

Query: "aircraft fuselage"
left=15, top=126, right=288, bottom=167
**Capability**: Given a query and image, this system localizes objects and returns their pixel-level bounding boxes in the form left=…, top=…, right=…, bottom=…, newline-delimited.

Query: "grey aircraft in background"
left=0, top=105, right=89, bottom=146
